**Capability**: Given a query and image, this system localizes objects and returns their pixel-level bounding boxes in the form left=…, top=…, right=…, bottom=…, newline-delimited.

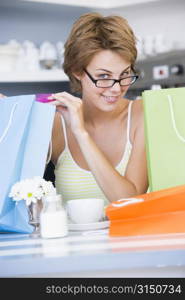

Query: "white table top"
left=0, top=230, right=185, bottom=278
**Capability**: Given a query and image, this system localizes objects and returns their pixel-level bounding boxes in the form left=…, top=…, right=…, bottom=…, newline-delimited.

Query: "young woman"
left=49, top=12, right=148, bottom=205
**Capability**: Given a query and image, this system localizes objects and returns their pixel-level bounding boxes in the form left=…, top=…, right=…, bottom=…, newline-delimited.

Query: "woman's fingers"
left=50, top=92, right=81, bottom=103
left=0, top=93, right=6, bottom=98
left=50, top=100, right=67, bottom=107
left=49, top=92, right=82, bottom=109
left=49, top=92, right=85, bottom=136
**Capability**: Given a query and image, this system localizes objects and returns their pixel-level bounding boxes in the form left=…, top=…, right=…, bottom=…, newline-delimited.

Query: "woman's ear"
left=73, top=72, right=84, bottom=81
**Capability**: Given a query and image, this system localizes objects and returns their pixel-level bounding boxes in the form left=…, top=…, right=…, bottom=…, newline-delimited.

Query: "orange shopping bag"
left=105, top=185, right=185, bottom=237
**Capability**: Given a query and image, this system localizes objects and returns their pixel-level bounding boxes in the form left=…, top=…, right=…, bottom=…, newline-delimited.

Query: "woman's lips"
left=102, top=95, right=119, bottom=104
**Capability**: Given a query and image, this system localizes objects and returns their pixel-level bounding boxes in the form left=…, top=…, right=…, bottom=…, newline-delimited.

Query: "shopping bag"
left=106, top=184, right=185, bottom=237
left=0, top=95, right=55, bottom=233
left=143, top=87, right=185, bottom=192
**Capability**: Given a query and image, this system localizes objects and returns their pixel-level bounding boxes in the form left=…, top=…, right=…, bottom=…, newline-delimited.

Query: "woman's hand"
left=49, top=92, right=86, bottom=137
left=0, top=93, right=6, bottom=98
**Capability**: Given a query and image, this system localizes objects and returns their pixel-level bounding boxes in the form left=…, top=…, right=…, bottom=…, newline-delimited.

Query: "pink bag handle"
left=35, top=94, right=54, bottom=103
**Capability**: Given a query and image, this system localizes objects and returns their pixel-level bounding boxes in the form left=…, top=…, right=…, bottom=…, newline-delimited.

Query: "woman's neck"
left=83, top=98, right=128, bottom=127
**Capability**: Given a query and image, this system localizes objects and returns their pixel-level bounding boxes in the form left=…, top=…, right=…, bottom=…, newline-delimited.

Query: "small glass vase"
left=28, top=200, right=42, bottom=237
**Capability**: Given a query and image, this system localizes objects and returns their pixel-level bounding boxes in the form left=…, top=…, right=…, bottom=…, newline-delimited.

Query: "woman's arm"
left=44, top=112, right=65, bottom=170
left=50, top=93, right=148, bottom=202
left=50, top=112, right=65, bottom=165
left=74, top=108, right=148, bottom=202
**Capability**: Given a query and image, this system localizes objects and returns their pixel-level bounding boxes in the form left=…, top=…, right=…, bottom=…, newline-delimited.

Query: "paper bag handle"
left=0, top=102, right=18, bottom=144
left=0, top=100, right=53, bottom=163
left=112, top=197, right=144, bottom=207
left=168, top=95, right=185, bottom=143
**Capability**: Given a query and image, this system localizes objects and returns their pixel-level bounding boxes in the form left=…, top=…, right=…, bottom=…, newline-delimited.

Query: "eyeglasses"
left=84, top=69, right=138, bottom=88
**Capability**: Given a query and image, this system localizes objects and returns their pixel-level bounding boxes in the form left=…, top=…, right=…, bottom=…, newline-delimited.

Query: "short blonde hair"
left=63, top=12, right=137, bottom=93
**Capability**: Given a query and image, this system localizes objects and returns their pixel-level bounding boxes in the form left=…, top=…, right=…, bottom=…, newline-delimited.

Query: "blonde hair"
left=63, top=12, right=137, bottom=93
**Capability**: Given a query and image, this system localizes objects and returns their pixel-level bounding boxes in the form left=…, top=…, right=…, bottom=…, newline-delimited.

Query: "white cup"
left=66, top=198, right=105, bottom=224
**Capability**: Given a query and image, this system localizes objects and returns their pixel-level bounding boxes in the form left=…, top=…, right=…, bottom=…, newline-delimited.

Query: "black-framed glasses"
left=84, top=69, right=138, bottom=88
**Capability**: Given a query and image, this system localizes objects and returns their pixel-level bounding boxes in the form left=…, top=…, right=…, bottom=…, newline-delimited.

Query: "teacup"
left=66, top=198, right=105, bottom=224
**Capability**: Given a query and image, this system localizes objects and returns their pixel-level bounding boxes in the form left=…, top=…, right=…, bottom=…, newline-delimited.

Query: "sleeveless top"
left=55, top=101, right=133, bottom=205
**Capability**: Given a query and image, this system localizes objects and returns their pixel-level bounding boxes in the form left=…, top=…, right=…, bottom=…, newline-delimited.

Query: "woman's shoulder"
left=53, top=111, right=66, bottom=137
left=131, top=97, right=143, bottom=108
left=51, top=112, right=65, bottom=164
left=53, top=111, right=62, bottom=129
left=130, top=99, right=144, bottom=133
left=130, top=98, right=144, bottom=119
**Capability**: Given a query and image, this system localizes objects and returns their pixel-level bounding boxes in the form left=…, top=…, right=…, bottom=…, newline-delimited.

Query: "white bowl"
left=66, top=198, right=105, bottom=224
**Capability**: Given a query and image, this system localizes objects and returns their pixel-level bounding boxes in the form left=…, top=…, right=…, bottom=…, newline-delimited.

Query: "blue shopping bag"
left=0, top=95, right=55, bottom=233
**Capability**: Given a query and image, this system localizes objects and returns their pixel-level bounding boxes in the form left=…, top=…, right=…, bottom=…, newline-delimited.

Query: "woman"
left=49, top=12, right=148, bottom=205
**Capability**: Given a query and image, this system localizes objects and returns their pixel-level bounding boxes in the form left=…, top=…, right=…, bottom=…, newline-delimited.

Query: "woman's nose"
left=109, top=81, right=122, bottom=93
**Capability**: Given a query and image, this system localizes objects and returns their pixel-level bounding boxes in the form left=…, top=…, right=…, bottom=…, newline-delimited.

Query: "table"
left=0, top=230, right=185, bottom=277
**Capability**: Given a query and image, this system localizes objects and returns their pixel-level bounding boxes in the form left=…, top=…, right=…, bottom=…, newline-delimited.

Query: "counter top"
left=0, top=230, right=185, bottom=278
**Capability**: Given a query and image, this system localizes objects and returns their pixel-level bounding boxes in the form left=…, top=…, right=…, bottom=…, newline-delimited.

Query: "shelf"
left=136, top=50, right=185, bottom=64
left=0, top=70, right=69, bottom=83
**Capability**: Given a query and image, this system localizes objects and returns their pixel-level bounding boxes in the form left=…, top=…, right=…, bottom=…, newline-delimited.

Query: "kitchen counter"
left=0, top=230, right=185, bottom=278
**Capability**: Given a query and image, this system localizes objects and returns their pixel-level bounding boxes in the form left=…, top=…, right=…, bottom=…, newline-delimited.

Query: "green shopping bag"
left=143, top=87, right=185, bottom=192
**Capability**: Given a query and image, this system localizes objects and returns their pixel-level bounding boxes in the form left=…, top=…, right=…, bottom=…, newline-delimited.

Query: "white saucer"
left=68, top=220, right=110, bottom=231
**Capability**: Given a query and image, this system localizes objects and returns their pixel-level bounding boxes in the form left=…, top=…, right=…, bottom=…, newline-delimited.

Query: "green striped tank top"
left=55, top=101, right=133, bottom=205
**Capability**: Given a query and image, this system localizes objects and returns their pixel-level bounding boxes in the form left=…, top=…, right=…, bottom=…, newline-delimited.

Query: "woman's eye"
left=121, top=72, right=130, bottom=78
left=98, top=74, right=109, bottom=79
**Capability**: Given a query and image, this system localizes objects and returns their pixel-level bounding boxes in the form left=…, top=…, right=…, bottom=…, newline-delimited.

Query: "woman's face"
left=80, top=50, right=132, bottom=112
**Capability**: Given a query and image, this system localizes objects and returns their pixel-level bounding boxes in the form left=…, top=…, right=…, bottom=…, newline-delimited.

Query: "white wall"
left=0, top=0, right=185, bottom=49
left=100, top=0, right=185, bottom=50
left=0, top=1, right=90, bottom=44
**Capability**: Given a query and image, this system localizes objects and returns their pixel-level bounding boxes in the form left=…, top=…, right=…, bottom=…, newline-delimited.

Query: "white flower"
left=9, top=176, right=56, bottom=206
